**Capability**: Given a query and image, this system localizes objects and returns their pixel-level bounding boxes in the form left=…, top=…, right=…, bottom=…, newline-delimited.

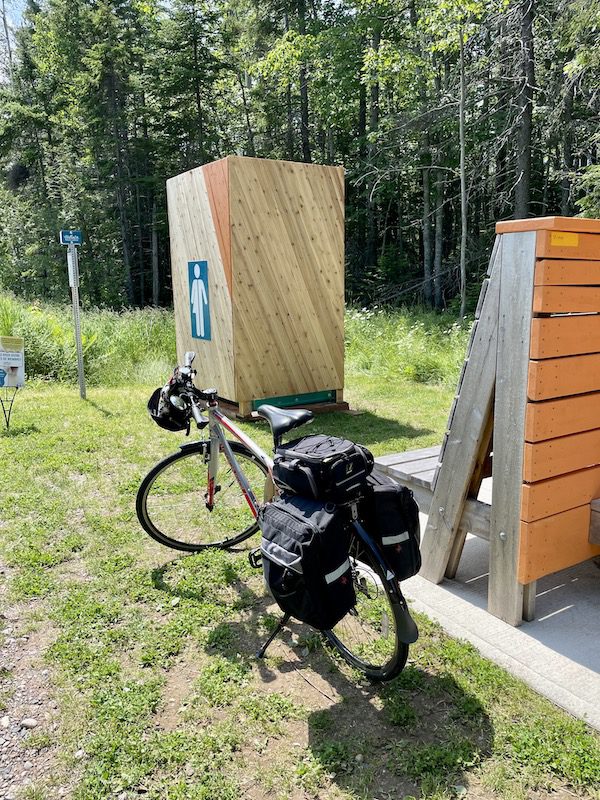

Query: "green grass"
left=1, top=371, right=600, bottom=799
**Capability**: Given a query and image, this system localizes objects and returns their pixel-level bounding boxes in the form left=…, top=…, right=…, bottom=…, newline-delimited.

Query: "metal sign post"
left=60, top=230, right=86, bottom=399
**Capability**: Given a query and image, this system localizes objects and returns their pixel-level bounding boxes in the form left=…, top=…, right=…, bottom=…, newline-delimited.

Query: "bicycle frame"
left=202, top=404, right=274, bottom=519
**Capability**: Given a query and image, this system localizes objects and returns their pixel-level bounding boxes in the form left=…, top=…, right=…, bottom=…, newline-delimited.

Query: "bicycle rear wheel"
left=324, top=535, right=409, bottom=681
left=136, top=441, right=269, bottom=551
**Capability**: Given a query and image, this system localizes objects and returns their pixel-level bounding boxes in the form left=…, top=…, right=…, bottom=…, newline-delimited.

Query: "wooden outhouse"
left=167, top=156, right=346, bottom=416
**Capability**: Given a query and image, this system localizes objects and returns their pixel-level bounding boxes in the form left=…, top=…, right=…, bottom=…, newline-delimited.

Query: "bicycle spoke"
left=138, top=443, right=268, bottom=550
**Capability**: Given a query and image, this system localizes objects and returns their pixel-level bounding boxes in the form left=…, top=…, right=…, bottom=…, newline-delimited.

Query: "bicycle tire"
left=136, top=440, right=269, bottom=552
left=323, top=534, right=409, bottom=681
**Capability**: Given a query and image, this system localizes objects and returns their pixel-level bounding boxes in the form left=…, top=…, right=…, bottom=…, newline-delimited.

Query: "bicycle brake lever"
left=191, top=404, right=209, bottom=428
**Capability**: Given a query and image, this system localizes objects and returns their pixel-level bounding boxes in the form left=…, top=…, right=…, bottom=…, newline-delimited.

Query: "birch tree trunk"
left=459, top=28, right=468, bottom=318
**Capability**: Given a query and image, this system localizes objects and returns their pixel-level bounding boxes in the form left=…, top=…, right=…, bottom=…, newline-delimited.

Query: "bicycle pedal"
left=248, top=548, right=262, bottom=569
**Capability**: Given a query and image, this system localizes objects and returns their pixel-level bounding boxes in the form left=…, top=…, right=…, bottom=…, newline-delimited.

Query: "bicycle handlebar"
left=164, top=359, right=218, bottom=407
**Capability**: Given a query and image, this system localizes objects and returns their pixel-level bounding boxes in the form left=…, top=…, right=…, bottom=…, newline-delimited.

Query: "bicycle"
left=136, top=351, right=418, bottom=681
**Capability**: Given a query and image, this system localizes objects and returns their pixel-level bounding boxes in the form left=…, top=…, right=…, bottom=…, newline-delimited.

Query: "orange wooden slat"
left=533, top=285, right=600, bottom=313
left=518, top=505, right=600, bottom=583
left=528, top=354, right=600, bottom=400
left=523, top=428, right=600, bottom=482
left=525, top=393, right=600, bottom=441
left=521, top=465, right=600, bottom=521
left=536, top=229, right=600, bottom=260
left=530, top=315, right=600, bottom=358
left=496, top=216, right=600, bottom=234
left=203, top=158, right=232, bottom=297
left=535, top=259, right=600, bottom=285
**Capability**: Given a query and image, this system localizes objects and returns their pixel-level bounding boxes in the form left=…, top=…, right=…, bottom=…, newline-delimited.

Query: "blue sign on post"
left=188, top=261, right=211, bottom=341
left=60, top=230, right=83, bottom=246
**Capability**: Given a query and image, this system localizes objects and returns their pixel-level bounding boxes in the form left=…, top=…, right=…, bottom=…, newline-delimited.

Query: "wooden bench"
left=384, top=217, right=600, bottom=626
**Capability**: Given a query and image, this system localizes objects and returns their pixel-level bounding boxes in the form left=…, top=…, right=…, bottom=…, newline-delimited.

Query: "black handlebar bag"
left=273, top=434, right=374, bottom=504
left=259, top=494, right=356, bottom=630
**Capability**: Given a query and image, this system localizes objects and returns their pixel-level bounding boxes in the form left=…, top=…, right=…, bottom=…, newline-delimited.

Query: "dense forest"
left=0, top=0, right=599, bottom=311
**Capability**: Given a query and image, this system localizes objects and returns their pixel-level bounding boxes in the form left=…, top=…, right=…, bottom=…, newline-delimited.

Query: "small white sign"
left=0, top=337, right=25, bottom=388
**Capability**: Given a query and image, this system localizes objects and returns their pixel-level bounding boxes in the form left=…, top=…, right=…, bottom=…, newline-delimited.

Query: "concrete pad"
left=402, top=512, right=600, bottom=731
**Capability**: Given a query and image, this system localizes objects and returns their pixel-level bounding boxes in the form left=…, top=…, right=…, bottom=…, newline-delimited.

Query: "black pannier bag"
left=273, top=434, right=374, bottom=504
left=360, top=472, right=421, bottom=582
left=259, top=494, right=356, bottom=630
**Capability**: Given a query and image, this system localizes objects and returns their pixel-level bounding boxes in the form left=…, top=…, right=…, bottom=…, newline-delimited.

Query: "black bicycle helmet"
left=147, top=387, right=189, bottom=432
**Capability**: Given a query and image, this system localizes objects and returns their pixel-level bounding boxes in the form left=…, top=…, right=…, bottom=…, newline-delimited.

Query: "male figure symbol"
left=188, top=261, right=211, bottom=341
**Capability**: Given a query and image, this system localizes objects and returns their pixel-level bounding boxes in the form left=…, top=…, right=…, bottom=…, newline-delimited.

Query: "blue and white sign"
left=60, top=229, right=83, bottom=246
left=188, top=261, right=211, bottom=341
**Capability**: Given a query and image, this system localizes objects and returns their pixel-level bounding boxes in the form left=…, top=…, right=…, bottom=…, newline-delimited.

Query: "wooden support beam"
left=420, top=238, right=501, bottom=583
left=445, top=397, right=494, bottom=580
left=589, top=499, right=600, bottom=546
left=489, top=230, right=537, bottom=626
left=523, top=583, right=537, bottom=622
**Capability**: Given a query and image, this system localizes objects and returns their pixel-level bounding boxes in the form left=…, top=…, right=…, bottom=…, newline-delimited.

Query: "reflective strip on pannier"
left=325, top=558, right=351, bottom=584
left=381, top=531, right=410, bottom=546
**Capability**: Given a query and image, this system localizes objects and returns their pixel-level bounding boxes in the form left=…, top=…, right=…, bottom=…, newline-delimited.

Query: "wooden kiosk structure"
left=378, top=217, right=600, bottom=626
left=167, top=156, right=346, bottom=417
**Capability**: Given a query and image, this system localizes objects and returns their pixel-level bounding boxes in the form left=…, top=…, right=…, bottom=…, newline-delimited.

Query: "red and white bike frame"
left=202, top=405, right=274, bottom=519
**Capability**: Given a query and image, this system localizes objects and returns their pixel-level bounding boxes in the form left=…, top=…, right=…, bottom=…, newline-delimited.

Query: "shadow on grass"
left=304, top=664, right=492, bottom=799
left=299, top=410, right=434, bottom=447
left=0, top=423, right=40, bottom=437
left=151, top=554, right=492, bottom=798
left=86, top=399, right=115, bottom=418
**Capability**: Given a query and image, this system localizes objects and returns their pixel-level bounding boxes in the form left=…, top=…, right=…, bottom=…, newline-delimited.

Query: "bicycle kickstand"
left=256, top=613, right=291, bottom=659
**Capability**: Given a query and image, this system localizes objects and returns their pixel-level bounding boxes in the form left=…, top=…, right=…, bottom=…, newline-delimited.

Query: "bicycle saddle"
left=256, top=404, right=314, bottom=439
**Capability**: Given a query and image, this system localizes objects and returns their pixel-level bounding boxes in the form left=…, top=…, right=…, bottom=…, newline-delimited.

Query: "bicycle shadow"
left=151, top=552, right=493, bottom=798
left=302, top=662, right=492, bottom=799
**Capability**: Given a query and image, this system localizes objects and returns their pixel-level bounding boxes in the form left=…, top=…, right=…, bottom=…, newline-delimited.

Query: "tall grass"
left=345, top=307, right=471, bottom=387
left=0, top=294, right=176, bottom=386
left=0, top=294, right=471, bottom=388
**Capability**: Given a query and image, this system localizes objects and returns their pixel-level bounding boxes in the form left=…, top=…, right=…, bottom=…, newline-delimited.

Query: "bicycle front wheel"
left=324, top=535, right=409, bottom=681
left=136, top=441, right=269, bottom=551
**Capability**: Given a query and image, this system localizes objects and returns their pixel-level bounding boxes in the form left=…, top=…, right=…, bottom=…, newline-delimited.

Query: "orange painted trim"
left=521, top=465, right=600, bottom=522
left=536, top=229, right=600, bottom=260
left=496, top=216, right=600, bottom=234
left=518, top=505, right=600, bottom=583
left=533, top=286, right=600, bottom=313
left=203, top=158, right=232, bottom=297
left=528, top=354, right=600, bottom=400
left=525, top=393, right=600, bottom=442
left=523, top=428, right=600, bottom=482
left=530, top=315, right=600, bottom=359
left=535, top=259, right=600, bottom=286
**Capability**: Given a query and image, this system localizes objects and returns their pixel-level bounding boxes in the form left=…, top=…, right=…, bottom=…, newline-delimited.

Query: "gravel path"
left=0, top=569, right=65, bottom=800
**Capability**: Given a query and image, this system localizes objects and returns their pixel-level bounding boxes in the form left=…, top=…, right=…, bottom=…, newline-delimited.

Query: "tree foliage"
left=0, top=0, right=599, bottom=309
